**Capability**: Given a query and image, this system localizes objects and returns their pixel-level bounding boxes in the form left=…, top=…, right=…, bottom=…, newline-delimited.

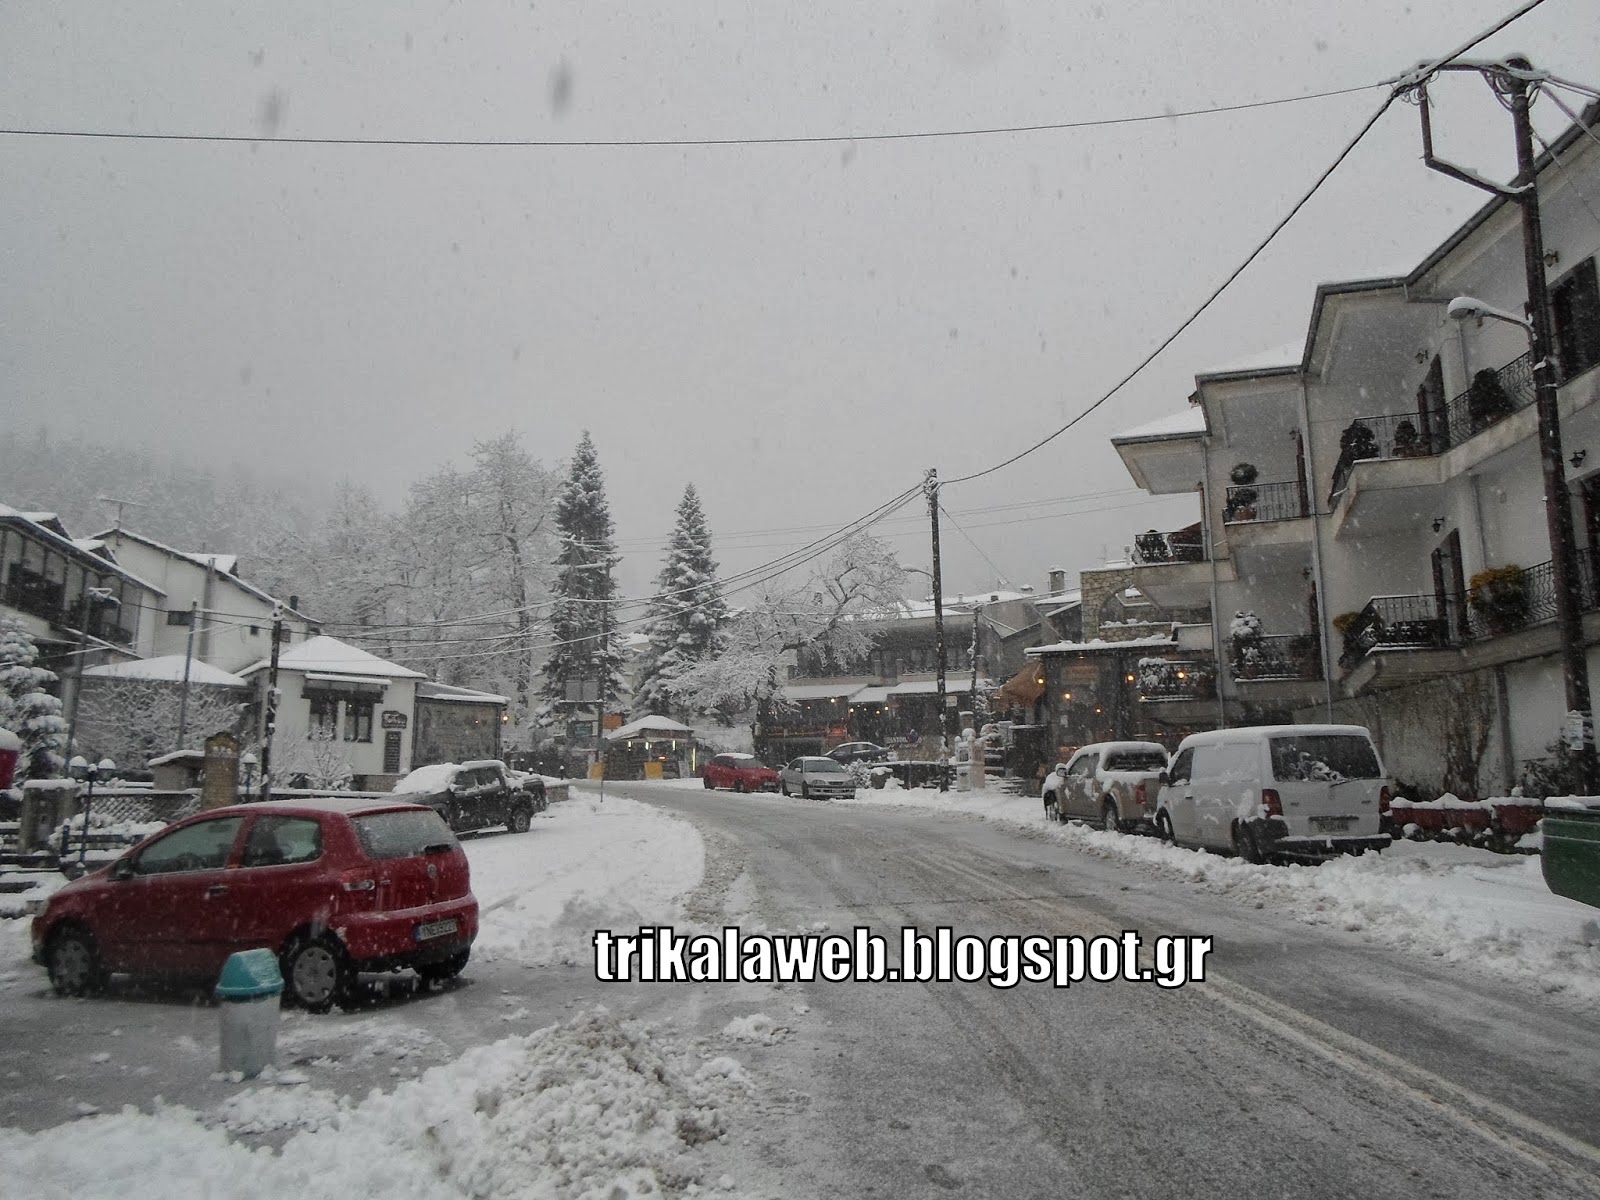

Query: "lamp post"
left=68, top=755, right=116, bottom=869
left=240, top=751, right=259, bottom=797
left=1448, top=294, right=1597, bottom=790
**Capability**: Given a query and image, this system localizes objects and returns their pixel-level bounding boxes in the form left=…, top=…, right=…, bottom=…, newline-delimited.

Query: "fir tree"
left=0, top=618, right=68, bottom=781
left=634, top=484, right=727, bottom=718
left=539, top=432, right=624, bottom=709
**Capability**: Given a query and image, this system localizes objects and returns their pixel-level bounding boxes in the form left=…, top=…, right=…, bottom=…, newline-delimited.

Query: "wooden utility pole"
left=926, top=470, right=952, bottom=789
left=258, top=607, right=285, bottom=803
left=176, top=600, right=199, bottom=749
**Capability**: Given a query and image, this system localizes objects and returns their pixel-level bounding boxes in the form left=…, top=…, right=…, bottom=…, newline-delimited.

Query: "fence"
left=1223, top=480, right=1307, bottom=525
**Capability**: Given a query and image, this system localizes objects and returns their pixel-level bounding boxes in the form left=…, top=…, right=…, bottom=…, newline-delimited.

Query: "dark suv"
left=392, top=760, right=547, bottom=834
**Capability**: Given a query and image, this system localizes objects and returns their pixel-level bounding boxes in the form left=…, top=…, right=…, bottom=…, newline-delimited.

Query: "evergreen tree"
left=0, top=618, right=68, bottom=781
left=539, top=432, right=624, bottom=711
left=634, top=484, right=727, bottom=718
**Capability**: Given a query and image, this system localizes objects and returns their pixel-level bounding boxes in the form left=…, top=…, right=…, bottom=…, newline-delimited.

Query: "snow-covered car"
left=778, top=756, right=857, bottom=800
left=702, top=753, right=780, bottom=792
left=826, top=741, right=892, bottom=765
left=31, top=797, right=479, bottom=1011
left=392, top=760, right=546, bottom=834
left=1153, top=725, right=1391, bottom=863
left=1042, top=741, right=1168, bottom=832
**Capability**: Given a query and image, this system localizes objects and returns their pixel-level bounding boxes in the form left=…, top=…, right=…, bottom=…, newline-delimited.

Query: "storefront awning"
left=885, top=678, right=990, bottom=697
left=994, top=663, right=1046, bottom=708
left=779, top=682, right=866, bottom=702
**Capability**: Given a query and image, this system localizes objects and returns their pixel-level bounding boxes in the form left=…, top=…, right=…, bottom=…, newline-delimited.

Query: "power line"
left=942, top=0, right=1553, bottom=490
left=0, top=85, right=1380, bottom=150
left=938, top=502, right=1013, bottom=586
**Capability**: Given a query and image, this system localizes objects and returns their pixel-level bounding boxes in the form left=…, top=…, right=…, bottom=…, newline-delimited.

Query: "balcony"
left=1230, top=633, right=1322, bottom=682
left=2, top=579, right=136, bottom=649
left=1130, top=525, right=1230, bottom=608
left=1132, top=527, right=1205, bottom=564
left=1136, top=657, right=1217, bottom=702
left=1328, top=351, right=1536, bottom=504
left=1340, top=551, right=1600, bottom=672
left=1223, top=480, right=1308, bottom=525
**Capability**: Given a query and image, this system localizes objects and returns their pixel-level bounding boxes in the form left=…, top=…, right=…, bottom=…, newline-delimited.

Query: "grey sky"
left=4, top=1, right=1598, bottom=599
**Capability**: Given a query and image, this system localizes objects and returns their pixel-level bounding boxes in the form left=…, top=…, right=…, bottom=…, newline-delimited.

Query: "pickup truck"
left=1042, top=740, right=1169, bottom=833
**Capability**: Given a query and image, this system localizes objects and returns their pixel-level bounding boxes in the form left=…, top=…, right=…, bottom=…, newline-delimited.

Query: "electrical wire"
left=940, top=0, right=1554, bottom=490
left=938, top=502, right=1013, bottom=586
left=0, top=85, right=1380, bottom=150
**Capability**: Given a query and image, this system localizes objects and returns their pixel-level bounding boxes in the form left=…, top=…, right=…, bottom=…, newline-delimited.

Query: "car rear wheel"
left=1101, top=802, right=1120, bottom=834
left=47, top=926, right=107, bottom=997
left=734, top=780, right=746, bottom=794
left=417, top=949, right=470, bottom=986
left=507, top=804, right=532, bottom=834
left=282, top=934, right=352, bottom=1013
left=1232, top=822, right=1266, bottom=865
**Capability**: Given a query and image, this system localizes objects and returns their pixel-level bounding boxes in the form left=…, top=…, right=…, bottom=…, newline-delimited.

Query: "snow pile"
left=839, top=786, right=1600, bottom=1007
left=720, top=1014, right=787, bottom=1045
left=0, top=1009, right=751, bottom=1200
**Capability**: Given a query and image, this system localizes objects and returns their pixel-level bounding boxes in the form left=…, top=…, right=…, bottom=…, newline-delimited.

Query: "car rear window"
left=352, top=809, right=460, bottom=860
left=1103, top=750, right=1167, bottom=771
left=1269, top=735, right=1381, bottom=782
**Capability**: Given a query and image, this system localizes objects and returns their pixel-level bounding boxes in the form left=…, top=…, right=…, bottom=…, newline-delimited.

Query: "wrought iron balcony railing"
left=1231, top=633, right=1323, bottom=681
left=1328, top=351, right=1536, bottom=503
left=1132, top=528, right=1206, bottom=565
left=1223, top=480, right=1308, bottom=525
left=1136, top=658, right=1217, bottom=702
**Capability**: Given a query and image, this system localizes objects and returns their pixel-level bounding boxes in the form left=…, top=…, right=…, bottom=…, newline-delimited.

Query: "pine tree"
left=539, top=432, right=624, bottom=711
left=0, top=618, right=68, bottom=781
left=634, top=484, right=726, bottom=718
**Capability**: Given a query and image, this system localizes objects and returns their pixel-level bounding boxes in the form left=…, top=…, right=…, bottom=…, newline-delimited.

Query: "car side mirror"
left=1158, top=770, right=1169, bottom=786
left=112, top=858, right=135, bottom=881
left=1054, top=764, right=1069, bottom=778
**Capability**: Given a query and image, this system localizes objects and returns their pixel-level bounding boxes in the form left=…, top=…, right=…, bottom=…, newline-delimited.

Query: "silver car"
left=778, top=756, right=857, bottom=800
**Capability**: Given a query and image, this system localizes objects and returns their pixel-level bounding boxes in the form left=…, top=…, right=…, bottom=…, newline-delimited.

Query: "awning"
left=885, top=678, right=990, bottom=697
left=993, top=663, right=1046, bottom=709
left=302, top=673, right=388, bottom=697
left=779, top=682, right=866, bottom=702
left=850, top=686, right=893, bottom=705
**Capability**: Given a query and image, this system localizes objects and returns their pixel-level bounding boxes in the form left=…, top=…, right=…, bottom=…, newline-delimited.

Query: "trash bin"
left=215, top=948, right=284, bottom=1077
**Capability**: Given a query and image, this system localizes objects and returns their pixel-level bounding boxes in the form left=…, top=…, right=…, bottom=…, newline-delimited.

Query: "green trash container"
left=1540, top=805, right=1600, bottom=911
left=215, top=949, right=284, bottom=1078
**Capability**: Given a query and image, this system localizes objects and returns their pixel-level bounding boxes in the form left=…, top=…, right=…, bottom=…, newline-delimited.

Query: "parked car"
left=1153, top=725, right=1391, bottom=863
left=1043, top=741, right=1168, bottom=832
left=826, top=741, right=892, bottom=765
left=392, top=760, right=546, bottom=833
left=31, top=797, right=479, bottom=1011
left=778, top=756, right=857, bottom=800
left=702, top=753, right=780, bottom=792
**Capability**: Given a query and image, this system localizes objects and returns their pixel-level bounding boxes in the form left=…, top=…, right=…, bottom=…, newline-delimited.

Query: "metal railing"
left=1223, top=480, right=1307, bottom=525
left=1132, top=529, right=1206, bottom=565
left=1340, top=548, right=1600, bottom=667
left=1136, top=658, right=1217, bottom=701
left=1231, top=633, right=1322, bottom=681
left=1328, top=351, right=1536, bottom=503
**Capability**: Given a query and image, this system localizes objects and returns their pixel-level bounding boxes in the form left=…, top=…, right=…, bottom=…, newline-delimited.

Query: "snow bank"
left=0, top=1009, right=751, bottom=1200
left=839, top=787, right=1600, bottom=1008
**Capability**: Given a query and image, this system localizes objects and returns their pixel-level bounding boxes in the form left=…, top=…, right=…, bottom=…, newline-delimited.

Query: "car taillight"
left=1261, top=788, right=1283, bottom=817
left=1134, top=782, right=1147, bottom=806
left=1379, top=785, right=1391, bottom=814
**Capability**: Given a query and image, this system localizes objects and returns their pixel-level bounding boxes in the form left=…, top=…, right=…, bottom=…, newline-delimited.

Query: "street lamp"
left=67, top=755, right=116, bottom=869
left=1446, top=295, right=1533, bottom=331
left=240, top=751, right=259, bottom=796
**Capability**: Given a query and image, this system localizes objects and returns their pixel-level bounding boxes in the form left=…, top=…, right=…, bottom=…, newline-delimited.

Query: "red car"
left=31, top=797, right=478, bottom=1012
left=701, top=753, right=780, bottom=793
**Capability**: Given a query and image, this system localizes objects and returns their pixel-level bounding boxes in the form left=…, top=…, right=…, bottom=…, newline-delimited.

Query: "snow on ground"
left=838, top=784, right=1600, bottom=1008
left=0, top=791, right=757, bottom=1200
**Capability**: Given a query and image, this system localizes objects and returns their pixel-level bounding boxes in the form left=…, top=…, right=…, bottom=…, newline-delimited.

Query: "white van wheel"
left=1233, top=823, right=1266, bottom=865
left=1155, top=812, right=1174, bottom=843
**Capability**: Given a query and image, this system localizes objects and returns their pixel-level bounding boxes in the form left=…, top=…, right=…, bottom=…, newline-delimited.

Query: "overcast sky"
left=4, top=1, right=1599, bottom=599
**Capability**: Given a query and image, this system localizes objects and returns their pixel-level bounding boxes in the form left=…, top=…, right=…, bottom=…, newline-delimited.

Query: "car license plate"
left=415, top=918, right=458, bottom=941
left=1310, top=815, right=1355, bottom=832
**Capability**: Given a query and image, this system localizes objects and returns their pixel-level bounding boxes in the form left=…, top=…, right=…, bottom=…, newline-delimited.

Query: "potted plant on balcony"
left=1393, top=418, right=1425, bottom=458
left=1467, top=368, right=1515, bottom=433
left=1229, top=610, right=1264, bottom=674
left=1468, top=565, right=1530, bottom=635
left=1225, top=463, right=1259, bottom=522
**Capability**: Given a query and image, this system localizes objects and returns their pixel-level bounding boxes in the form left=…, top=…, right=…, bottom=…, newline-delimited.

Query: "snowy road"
left=620, top=780, right=1600, bottom=1199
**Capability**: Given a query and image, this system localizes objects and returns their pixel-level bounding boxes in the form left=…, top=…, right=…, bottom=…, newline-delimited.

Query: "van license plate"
left=415, top=919, right=458, bottom=941
left=1310, top=816, right=1355, bottom=832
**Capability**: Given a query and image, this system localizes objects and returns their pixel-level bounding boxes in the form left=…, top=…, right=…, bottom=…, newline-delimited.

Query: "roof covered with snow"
left=0, top=504, right=167, bottom=595
left=1026, top=634, right=1178, bottom=656
left=779, top=682, right=866, bottom=702
left=95, top=527, right=306, bottom=617
left=1196, top=340, right=1305, bottom=379
left=391, top=762, right=461, bottom=794
left=240, top=634, right=426, bottom=679
left=606, top=715, right=693, bottom=741
left=1111, top=407, right=1208, bottom=443
left=415, top=681, right=510, bottom=705
left=83, top=655, right=248, bottom=688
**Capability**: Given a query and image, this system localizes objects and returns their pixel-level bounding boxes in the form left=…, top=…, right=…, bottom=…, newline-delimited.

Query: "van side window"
left=1190, top=745, right=1224, bottom=781
left=1215, top=743, right=1258, bottom=783
left=1168, top=748, right=1195, bottom=784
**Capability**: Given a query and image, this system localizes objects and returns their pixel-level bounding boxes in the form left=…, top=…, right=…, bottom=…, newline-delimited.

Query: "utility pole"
left=176, top=600, right=199, bottom=750
left=258, top=606, right=285, bottom=803
left=60, top=587, right=116, bottom=771
left=926, top=469, right=952, bottom=789
left=1408, top=57, right=1598, bottom=791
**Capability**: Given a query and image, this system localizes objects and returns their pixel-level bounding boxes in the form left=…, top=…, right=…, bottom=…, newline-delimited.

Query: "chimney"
left=1048, top=567, right=1066, bottom=594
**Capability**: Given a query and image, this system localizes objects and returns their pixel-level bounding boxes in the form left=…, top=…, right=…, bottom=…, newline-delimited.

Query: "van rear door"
left=1267, top=733, right=1384, bottom=838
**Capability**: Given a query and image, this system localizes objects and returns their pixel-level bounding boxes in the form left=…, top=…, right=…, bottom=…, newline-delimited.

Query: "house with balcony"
left=1109, top=99, right=1600, bottom=799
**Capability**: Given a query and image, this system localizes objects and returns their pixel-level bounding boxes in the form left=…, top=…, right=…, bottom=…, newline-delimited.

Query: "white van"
left=1154, top=725, right=1390, bottom=862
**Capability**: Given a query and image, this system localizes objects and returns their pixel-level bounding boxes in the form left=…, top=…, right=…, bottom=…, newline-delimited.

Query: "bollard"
left=215, top=949, right=285, bottom=1078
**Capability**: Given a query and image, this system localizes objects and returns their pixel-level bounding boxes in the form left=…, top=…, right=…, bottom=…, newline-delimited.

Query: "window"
left=1104, top=749, right=1168, bottom=771
left=1553, top=257, right=1600, bottom=381
left=1167, top=748, right=1194, bottom=784
left=242, top=816, right=323, bottom=867
left=1269, top=734, right=1381, bottom=781
left=308, top=695, right=339, bottom=739
left=351, top=810, right=457, bottom=860
left=344, top=698, right=374, bottom=743
left=166, top=609, right=193, bottom=627
left=1067, top=753, right=1096, bottom=776
left=134, top=816, right=245, bottom=874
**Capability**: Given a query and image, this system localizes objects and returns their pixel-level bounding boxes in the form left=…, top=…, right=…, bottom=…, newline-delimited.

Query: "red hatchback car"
left=701, top=753, right=780, bottom=793
left=31, top=797, right=478, bottom=1012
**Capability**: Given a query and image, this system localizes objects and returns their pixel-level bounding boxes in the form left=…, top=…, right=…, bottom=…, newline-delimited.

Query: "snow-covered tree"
left=540, top=432, right=624, bottom=710
left=0, top=618, right=67, bottom=781
left=75, top=677, right=247, bottom=769
left=277, top=727, right=354, bottom=791
left=633, top=484, right=726, bottom=719
left=667, top=534, right=903, bottom=738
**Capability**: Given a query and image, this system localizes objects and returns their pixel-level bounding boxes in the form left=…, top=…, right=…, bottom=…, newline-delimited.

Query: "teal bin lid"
left=215, top=948, right=284, bottom=999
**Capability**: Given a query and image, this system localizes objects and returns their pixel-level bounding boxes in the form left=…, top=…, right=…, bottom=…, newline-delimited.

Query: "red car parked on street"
left=701, top=753, right=780, bottom=793
left=31, top=797, right=478, bottom=1012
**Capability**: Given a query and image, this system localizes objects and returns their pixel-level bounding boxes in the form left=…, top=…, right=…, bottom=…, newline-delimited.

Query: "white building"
left=1112, top=99, right=1600, bottom=799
